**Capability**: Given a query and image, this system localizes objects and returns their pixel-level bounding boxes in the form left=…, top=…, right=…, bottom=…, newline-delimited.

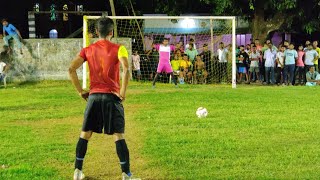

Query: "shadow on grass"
left=17, top=81, right=40, bottom=87
left=85, top=176, right=103, bottom=180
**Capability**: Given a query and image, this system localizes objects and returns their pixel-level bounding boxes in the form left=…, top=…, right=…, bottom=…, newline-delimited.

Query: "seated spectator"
left=304, top=43, right=318, bottom=82
left=178, top=54, right=192, bottom=84
left=171, top=54, right=181, bottom=76
left=193, top=55, right=208, bottom=84
left=132, top=50, right=141, bottom=81
left=306, top=66, right=320, bottom=86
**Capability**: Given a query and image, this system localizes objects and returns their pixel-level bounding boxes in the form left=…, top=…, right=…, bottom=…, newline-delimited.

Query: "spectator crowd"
left=131, top=37, right=320, bottom=86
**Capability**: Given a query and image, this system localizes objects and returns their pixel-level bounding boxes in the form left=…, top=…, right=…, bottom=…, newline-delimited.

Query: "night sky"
left=0, top=0, right=214, bottom=38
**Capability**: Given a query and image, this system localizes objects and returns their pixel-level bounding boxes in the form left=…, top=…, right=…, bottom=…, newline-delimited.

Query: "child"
left=276, top=45, right=285, bottom=85
left=237, top=45, right=249, bottom=83
left=248, top=45, right=260, bottom=83
left=179, top=54, right=192, bottom=84
left=170, top=53, right=181, bottom=83
left=132, top=50, right=141, bottom=81
left=295, top=45, right=305, bottom=85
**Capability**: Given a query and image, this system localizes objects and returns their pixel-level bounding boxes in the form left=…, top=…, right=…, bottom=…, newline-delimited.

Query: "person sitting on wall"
left=2, top=19, right=23, bottom=55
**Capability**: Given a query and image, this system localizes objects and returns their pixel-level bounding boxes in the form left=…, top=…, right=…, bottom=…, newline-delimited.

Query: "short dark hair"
left=1, top=18, right=7, bottom=23
left=190, top=38, right=194, bottom=42
left=240, top=45, right=245, bottom=48
left=96, top=17, right=114, bottom=38
left=183, top=53, right=188, bottom=56
left=163, top=38, right=169, bottom=41
left=203, top=43, right=208, bottom=47
left=252, top=45, right=257, bottom=48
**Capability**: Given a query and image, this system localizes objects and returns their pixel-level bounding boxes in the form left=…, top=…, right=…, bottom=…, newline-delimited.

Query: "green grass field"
left=1, top=81, right=320, bottom=179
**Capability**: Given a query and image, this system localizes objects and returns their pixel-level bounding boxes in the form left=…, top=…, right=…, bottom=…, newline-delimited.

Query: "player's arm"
left=118, top=46, right=130, bottom=101
left=68, top=55, right=87, bottom=99
left=3, top=28, right=5, bottom=37
left=119, top=57, right=129, bottom=101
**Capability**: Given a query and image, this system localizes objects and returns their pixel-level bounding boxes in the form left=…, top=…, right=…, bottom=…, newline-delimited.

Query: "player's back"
left=80, top=40, right=121, bottom=94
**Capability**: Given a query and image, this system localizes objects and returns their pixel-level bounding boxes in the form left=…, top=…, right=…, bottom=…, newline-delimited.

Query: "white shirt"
left=264, top=49, right=277, bottom=67
left=276, top=52, right=285, bottom=67
left=250, top=51, right=260, bottom=67
left=217, top=48, right=228, bottom=63
left=0, top=62, right=6, bottom=74
left=132, top=55, right=140, bottom=70
left=305, top=49, right=318, bottom=66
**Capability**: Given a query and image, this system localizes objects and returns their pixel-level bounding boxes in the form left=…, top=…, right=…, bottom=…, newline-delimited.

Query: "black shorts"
left=82, top=93, right=125, bottom=135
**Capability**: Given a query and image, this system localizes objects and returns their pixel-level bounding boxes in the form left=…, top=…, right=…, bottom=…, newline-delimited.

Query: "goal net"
left=82, top=16, right=236, bottom=88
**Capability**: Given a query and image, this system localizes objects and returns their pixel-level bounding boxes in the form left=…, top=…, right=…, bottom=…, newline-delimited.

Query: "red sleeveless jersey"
left=80, top=40, right=120, bottom=95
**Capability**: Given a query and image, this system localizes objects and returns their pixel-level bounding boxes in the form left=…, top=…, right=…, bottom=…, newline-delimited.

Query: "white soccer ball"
left=196, top=107, right=208, bottom=118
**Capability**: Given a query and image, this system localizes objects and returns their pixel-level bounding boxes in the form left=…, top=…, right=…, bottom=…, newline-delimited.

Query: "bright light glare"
left=181, top=18, right=195, bottom=28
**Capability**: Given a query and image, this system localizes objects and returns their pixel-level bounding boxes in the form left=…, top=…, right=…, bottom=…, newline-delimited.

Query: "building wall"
left=1, top=38, right=132, bottom=82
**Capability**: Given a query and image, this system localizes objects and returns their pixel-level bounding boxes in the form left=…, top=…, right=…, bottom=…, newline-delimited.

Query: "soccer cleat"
left=73, top=169, right=85, bottom=180
left=122, top=172, right=141, bottom=180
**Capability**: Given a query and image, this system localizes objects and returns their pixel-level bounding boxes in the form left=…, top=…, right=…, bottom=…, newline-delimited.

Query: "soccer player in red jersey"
left=69, top=17, right=140, bottom=180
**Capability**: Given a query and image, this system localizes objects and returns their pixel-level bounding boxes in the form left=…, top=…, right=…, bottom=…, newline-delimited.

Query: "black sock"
left=75, top=138, right=88, bottom=170
left=115, top=139, right=130, bottom=174
left=170, top=72, right=177, bottom=85
left=152, top=73, right=159, bottom=86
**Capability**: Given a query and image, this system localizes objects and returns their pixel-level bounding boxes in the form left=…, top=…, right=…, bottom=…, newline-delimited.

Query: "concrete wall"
left=0, top=38, right=132, bottom=82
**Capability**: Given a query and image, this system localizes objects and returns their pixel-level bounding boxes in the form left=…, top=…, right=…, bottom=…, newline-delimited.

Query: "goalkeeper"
left=152, top=38, right=178, bottom=87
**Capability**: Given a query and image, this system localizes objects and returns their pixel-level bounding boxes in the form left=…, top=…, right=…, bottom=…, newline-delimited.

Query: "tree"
left=153, top=0, right=320, bottom=42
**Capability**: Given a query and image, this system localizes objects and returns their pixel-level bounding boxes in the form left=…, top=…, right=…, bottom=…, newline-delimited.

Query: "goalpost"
left=82, top=16, right=237, bottom=89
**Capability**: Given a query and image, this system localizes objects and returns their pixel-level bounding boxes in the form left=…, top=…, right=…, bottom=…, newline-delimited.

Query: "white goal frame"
left=82, top=16, right=237, bottom=89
